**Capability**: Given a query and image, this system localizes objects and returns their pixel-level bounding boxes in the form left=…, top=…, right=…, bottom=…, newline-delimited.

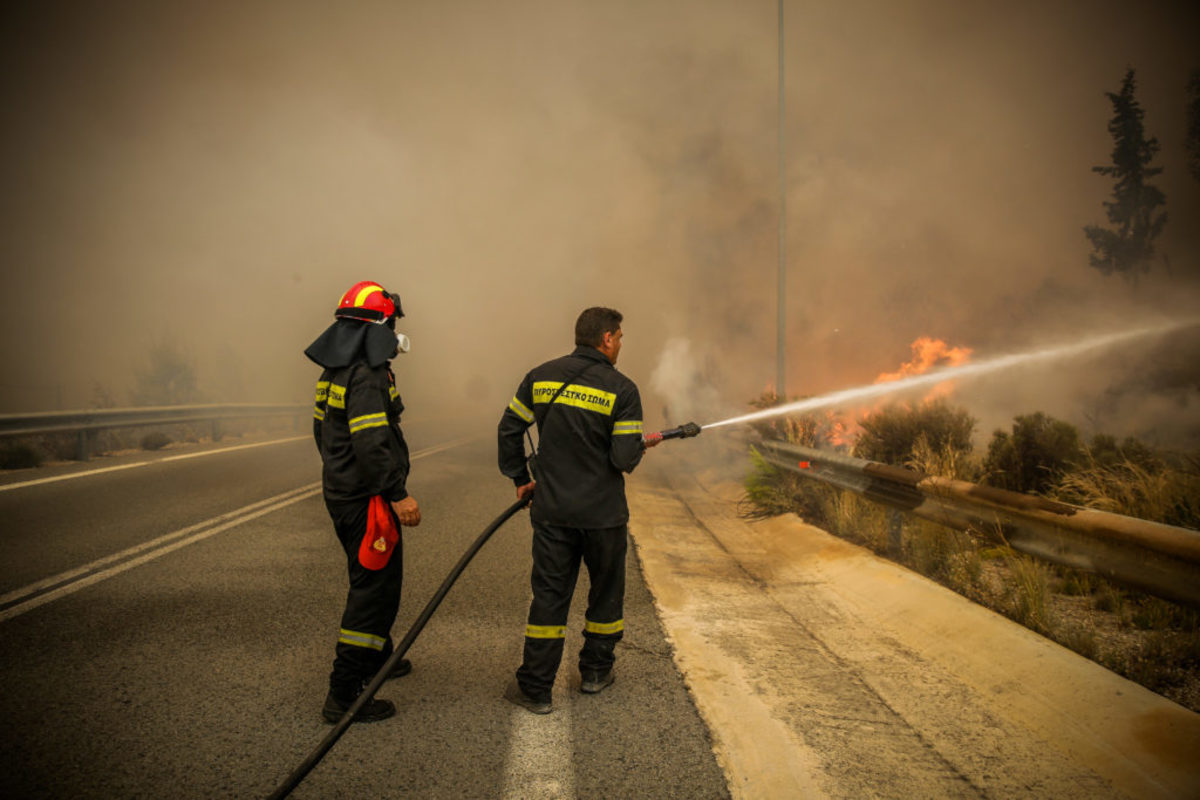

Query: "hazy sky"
left=2, top=1, right=1198, bottom=444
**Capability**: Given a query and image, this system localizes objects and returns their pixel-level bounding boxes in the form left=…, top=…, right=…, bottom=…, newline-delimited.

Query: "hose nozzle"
left=643, top=421, right=702, bottom=445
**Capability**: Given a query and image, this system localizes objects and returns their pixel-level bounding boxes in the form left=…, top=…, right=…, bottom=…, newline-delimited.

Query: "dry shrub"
left=906, top=520, right=957, bottom=579
left=854, top=400, right=975, bottom=467
left=1112, top=632, right=1200, bottom=694
left=983, top=412, right=1082, bottom=495
left=1094, top=584, right=1127, bottom=621
left=1054, top=566, right=1095, bottom=597
left=1057, top=623, right=1100, bottom=660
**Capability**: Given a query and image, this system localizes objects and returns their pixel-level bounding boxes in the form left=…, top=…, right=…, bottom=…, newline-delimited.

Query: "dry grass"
left=742, top=447, right=810, bottom=519
left=819, top=487, right=892, bottom=553
left=1002, top=553, right=1055, bottom=634
left=907, top=433, right=979, bottom=482
left=742, top=435, right=1200, bottom=712
left=1054, top=455, right=1200, bottom=531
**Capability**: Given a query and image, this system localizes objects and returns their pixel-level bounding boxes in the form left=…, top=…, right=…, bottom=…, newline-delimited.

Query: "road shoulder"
left=627, top=464, right=1200, bottom=799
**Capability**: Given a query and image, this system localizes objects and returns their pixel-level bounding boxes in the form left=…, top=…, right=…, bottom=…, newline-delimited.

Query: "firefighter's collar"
left=571, top=345, right=614, bottom=365
left=304, top=318, right=398, bottom=369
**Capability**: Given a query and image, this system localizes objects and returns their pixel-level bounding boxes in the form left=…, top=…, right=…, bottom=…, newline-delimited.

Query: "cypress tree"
left=1083, top=69, right=1168, bottom=282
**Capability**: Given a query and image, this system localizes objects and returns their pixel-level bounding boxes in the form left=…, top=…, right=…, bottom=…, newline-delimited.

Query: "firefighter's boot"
left=321, top=691, right=396, bottom=724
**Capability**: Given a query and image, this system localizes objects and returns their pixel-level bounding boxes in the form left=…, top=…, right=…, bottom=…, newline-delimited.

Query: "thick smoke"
left=0, top=1, right=1197, bottom=449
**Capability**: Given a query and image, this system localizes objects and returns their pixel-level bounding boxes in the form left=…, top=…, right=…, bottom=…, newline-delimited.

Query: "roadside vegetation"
left=743, top=394, right=1200, bottom=712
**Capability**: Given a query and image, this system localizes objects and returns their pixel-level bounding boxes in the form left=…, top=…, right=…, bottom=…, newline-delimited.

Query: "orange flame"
left=827, top=412, right=853, bottom=448
left=874, top=336, right=972, bottom=400
left=829, top=337, right=972, bottom=448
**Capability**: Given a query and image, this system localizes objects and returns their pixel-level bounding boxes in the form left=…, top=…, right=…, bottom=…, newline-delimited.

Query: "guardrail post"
left=76, top=430, right=93, bottom=462
left=888, top=510, right=904, bottom=556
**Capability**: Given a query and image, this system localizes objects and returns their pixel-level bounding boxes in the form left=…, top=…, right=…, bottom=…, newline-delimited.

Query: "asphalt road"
left=0, top=425, right=729, bottom=799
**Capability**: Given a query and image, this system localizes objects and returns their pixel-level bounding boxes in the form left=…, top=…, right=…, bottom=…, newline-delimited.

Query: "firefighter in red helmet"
left=304, top=281, right=420, bottom=723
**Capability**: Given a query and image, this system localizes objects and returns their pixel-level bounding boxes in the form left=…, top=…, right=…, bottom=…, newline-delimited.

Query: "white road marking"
left=0, top=435, right=310, bottom=492
left=0, top=439, right=473, bottom=622
left=0, top=484, right=323, bottom=623
left=0, top=483, right=320, bottom=610
left=502, top=695, right=576, bottom=799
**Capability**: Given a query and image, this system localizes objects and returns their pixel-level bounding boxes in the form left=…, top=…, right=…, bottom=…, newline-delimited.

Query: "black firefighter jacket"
left=498, top=346, right=645, bottom=528
left=313, top=362, right=411, bottom=504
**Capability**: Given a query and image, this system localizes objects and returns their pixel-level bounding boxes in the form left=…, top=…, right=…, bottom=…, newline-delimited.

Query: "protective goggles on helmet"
left=334, top=281, right=404, bottom=324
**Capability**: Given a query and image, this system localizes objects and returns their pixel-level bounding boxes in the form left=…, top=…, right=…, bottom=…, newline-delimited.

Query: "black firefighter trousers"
left=326, top=497, right=403, bottom=702
left=516, top=521, right=627, bottom=702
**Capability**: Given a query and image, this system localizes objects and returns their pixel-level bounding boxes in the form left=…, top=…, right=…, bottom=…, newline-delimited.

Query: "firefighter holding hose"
left=304, top=281, right=420, bottom=724
left=497, top=307, right=658, bottom=714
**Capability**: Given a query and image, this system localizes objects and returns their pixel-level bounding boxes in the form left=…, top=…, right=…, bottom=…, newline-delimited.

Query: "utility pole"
left=776, top=0, right=787, bottom=398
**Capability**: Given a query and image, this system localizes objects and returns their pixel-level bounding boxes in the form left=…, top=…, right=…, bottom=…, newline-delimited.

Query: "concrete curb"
left=627, top=465, right=1200, bottom=799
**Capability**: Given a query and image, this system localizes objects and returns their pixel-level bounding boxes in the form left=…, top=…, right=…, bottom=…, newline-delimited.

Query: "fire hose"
left=266, top=496, right=531, bottom=799
left=266, top=423, right=702, bottom=798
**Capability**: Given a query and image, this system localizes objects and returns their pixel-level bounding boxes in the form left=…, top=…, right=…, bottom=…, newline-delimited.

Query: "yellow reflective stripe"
left=508, top=396, right=534, bottom=423
left=354, top=284, right=384, bottom=307
left=531, top=382, right=616, bottom=416
left=585, top=619, right=624, bottom=635
left=349, top=412, right=389, bottom=433
left=327, top=383, right=347, bottom=409
left=525, top=624, right=566, bottom=639
left=315, top=380, right=330, bottom=402
left=613, top=420, right=643, bottom=435
left=313, top=405, right=326, bottom=421
left=388, top=385, right=399, bottom=401
left=338, top=628, right=386, bottom=650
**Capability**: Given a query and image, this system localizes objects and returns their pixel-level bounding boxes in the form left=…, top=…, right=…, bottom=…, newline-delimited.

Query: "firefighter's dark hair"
left=574, top=307, right=623, bottom=347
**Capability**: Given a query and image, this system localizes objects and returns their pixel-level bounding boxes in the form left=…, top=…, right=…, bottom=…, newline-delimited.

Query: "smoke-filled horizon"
left=2, top=1, right=1198, bottom=447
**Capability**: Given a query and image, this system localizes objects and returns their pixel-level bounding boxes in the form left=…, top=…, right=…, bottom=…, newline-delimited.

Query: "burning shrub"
left=982, top=412, right=1082, bottom=495
left=852, top=399, right=975, bottom=468
left=746, top=391, right=834, bottom=448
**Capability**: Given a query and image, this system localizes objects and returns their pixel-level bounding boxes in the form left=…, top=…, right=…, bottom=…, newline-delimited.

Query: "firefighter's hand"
left=516, top=481, right=536, bottom=504
left=643, top=436, right=662, bottom=449
left=392, top=496, right=421, bottom=527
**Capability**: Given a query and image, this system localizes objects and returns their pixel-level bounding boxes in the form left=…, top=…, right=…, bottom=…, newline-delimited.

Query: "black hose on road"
left=266, top=495, right=532, bottom=800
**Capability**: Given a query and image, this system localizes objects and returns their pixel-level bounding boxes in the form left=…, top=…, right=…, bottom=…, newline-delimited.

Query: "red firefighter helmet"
left=334, top=281, right=404, bottom=323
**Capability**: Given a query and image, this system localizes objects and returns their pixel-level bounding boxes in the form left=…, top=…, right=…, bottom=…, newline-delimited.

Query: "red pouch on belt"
left=358, top=495, right=399, bottom=570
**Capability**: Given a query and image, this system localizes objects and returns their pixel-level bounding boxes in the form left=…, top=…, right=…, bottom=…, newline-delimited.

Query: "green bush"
left=0, top=444, right=42, bottom=470
left=983, top=412, right=1082, bottom=494
left=853, top=399, right=975, bottom=467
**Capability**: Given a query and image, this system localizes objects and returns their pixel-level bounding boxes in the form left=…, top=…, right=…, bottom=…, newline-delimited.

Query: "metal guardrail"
left=756, top=437, right=1200, bottom=609
left=0, top=404, right=309, bottom=461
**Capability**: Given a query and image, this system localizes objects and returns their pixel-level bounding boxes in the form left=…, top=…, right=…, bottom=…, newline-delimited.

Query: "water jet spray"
left=696, top=318, right=1200, bottom=433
